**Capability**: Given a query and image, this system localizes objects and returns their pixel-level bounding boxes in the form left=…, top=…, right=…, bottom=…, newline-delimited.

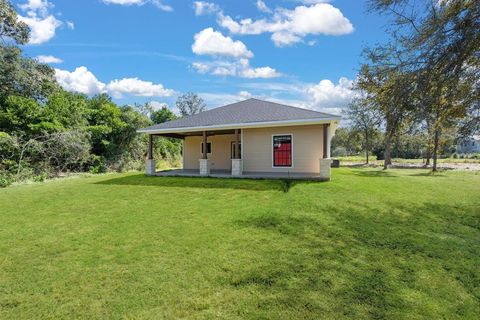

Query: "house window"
left=201, top=142, right=212, bottom=154
left=273, top=135, right=292, bottom=167
left=230, top=142, right=242, bottom=159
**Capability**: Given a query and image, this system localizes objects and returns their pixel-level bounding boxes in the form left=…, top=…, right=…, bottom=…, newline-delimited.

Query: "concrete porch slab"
left=155, top=169, right=327, bottom=181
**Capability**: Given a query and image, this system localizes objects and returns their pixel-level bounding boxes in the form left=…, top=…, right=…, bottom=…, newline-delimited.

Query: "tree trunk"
left=383, top=120, right=393, bottom=169
left=384, top=132, right=393, bottom=170
left=425, top=146, right=431, bottom=166
left=365, top=129, right=369, bottom=164
left=432, top=128, right=440, bottom=172
left=425, top=119, right=431, bottom=166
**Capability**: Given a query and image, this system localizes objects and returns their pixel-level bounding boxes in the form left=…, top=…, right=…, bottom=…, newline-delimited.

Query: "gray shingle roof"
left=139, top=98, right=340, bottom=132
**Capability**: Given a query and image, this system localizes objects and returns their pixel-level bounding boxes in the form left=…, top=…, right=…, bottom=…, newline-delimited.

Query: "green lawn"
left=1, top=168, right=479, bottom=319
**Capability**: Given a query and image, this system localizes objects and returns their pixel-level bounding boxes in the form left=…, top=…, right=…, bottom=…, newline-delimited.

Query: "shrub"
left=332, top=147, right=348, bottom=157
left=0, top=172, right=14, bottom=188
left=88, top=156, right=108, bottom=174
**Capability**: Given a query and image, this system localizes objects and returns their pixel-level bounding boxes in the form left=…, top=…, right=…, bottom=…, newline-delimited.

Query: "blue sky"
left=16, top=0, right=389, bottom=114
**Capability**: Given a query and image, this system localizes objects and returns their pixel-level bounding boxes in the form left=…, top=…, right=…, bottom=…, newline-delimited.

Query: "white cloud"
left=306, top=77, right=355, bottom=110
left=256, top=0, right=272, bottom=13
left=102, top=0, right=144, bottom=4
left=66, top=21, right=75, bottom=29
left=199, top=92, right=254, bottom=108
left=151, top=0, right=173, bottom=11
left=193, top=1, right=220, bottom=15
left=239, top=77, right=355, bottom=114
left=55, top=66, right=174, bottom=98
left=55, top=67, right=106, bottom=95
left=239, top=91, right=252, bottom=99
left=192, top=59, right=280, bottom=79
left=299, top=0, right=332, bottom=4
left=198, top=76, right=355, bottom=114
left=149, top=101, right=169, bottom=110
left=19, top=15, right=61, bottom=44
left=106, top=78, right=174, bottom=98
left=191, top=62, right=210, bottom=74
left=191, top=28, right=281, bottom=78
left=270, top=31, right=301, bottom=47
left=217, top=3, right=353, bottom=47
left=35, top=55, right=63, bottom=63
left=192, top=28, right=253, bottom=59
left=102, top=0, right=173, bottom=11
left=18, top=0, right=62, bottom=44
left=19, top=0, right=50, bottom=14
left=240, top=66, right=280, bottom=79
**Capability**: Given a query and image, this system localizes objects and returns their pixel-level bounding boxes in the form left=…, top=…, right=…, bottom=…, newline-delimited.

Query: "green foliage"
left=0, top=95, right=43, bottom=135
left=44, top=90, right=88, bottom=130
left=0, top=0, right=29, bottom=44
left=151, top=105, right=177, bottom=124
left=0, top=46, right=56, bottom=100
left=0, top=1, right=181, bottom=184
left=0, top=90, right=181, bottom=183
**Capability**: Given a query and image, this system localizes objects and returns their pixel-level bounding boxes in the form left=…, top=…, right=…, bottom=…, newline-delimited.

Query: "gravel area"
left=342, top=162, right=480, bottom=171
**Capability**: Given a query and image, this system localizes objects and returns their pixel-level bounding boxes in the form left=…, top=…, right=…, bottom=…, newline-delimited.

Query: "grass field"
left=1, top=168, right=479, bottom=319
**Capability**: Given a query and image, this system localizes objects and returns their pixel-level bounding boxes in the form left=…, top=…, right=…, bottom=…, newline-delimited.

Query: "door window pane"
left=273, top=135, right=292, bottom=167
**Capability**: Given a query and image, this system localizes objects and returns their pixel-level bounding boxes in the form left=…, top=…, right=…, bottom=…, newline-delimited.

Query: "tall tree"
left=357, top=61, right=416, bottom=169
left=151, top=105, right=177, bottom=124
left=0, top=0, right=29, bottom=45
left=175, top=92, right=206, bottom=117
left=368, top=0, right=480, bottom=141
left=344, top=96, right=382, bottom=164
left=363, top=0, right=478, bottom=170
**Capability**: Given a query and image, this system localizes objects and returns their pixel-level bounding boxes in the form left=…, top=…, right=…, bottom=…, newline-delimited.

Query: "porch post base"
left=319, top=158, right=332, bottom=180
left=146, top=159, right=156, bottom=176
left=231, top=159, right=243, bottom=176
left=199, top=159, right=210, bottom=176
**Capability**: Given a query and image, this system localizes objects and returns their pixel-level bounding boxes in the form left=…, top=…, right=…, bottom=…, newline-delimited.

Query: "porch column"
left=199, top=131, right=210, bottom=175
left=202, top=130, right=208, bottom=159
left=146, top=134, right=156, bottom=176
left=323, top=123, right=330, bottom=159
left=232, top=129, right=242, bottom=176
left=320, top=123, right=332, bottom=180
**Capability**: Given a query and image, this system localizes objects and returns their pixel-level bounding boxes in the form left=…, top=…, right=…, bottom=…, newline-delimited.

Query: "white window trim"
left=272, top=134, right=293, bottom=168
left=200, top=142, right=212, bottom=155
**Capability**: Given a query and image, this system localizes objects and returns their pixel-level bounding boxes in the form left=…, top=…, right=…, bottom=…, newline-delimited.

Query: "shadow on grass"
left=96, top=174, right=316, bottom=192
left=226, top=200, right=479, bottom=318
left=353, top=169, right=398, bottom=178
left=410, top=172, right=447, bottom=177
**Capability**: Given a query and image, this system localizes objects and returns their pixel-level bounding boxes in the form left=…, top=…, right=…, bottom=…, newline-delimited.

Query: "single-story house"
left=137, top=98, right=340, bottom=180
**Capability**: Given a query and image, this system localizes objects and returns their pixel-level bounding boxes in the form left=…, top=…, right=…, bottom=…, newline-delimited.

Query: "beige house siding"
left=242, top=125, right=325, bottom=173
left=183, top=134, right=236, bottom=170
left=182, top=124, right=336, bottom=173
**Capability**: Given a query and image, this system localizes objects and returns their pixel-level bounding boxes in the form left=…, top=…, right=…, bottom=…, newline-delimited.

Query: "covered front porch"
left=144, top=123, right=333, bottom=180
left=146, top=128, right=243, bottom=177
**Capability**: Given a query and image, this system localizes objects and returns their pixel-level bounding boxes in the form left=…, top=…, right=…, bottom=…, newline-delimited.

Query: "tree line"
left=343, top=0, right=478, bottom=171
left=0, top=0, right=206, bottom=187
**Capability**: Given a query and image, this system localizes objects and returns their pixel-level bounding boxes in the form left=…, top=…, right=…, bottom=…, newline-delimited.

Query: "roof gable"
left=139, top=98, right=340, bottom=132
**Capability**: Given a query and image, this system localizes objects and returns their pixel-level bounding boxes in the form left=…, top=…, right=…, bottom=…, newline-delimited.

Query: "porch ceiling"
left=153, top=129, right=236, bottom=139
